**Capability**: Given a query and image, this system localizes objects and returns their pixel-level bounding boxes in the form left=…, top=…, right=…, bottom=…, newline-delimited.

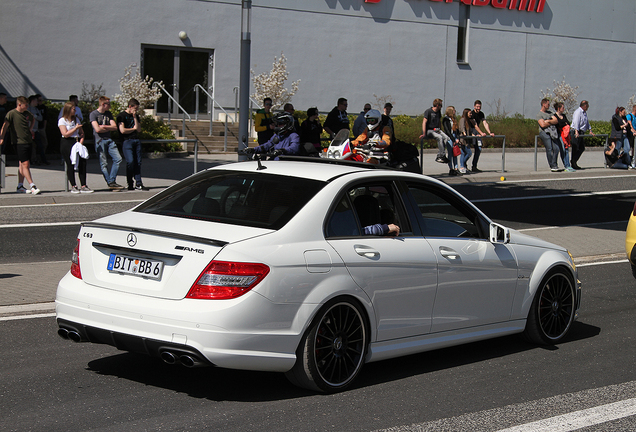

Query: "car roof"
left=212, top=159, right=426, bottom=183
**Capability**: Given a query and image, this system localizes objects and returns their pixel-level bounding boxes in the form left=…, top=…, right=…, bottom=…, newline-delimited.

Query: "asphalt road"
left=1, top=262, right=634, bottom=432
left=1, top=171, right=635, bottom=431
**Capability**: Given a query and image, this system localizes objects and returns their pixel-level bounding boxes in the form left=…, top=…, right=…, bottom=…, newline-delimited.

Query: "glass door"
left=142, top=46, right=213, bottom=117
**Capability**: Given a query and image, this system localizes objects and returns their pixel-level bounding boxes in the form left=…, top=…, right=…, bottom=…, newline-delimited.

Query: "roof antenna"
left=256, top=153, right=267, bottom=170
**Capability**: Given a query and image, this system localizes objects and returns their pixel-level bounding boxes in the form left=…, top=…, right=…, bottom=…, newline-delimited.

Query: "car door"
left=403, top=181, right=519, bottom=333
left=325, top=180, right=438, bottom=341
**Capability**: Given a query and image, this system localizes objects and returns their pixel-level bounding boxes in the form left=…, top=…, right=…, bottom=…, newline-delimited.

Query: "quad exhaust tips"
left=160, top=350, right=203, bottom=368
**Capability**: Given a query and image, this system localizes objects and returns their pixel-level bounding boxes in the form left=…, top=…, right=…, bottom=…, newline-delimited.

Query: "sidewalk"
left=0, top=147, right=631, bottom=315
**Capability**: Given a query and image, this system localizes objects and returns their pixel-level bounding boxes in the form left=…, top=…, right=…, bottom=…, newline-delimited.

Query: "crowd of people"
left=0, top=92, right=149, bottom=195
left=1, top=92, right=636, bottom=195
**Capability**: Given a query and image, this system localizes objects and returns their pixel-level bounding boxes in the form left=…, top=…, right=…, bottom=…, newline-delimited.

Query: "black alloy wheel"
left=525, top=268, right=576, bottom=344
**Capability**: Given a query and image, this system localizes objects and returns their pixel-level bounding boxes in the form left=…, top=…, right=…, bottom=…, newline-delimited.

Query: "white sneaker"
left=70, top=186, right=80, bottom=194
left=16, top=185, right=28, bottom=194
left=30, top=185, right=41, bottom=195
left=80, top=186, right=94, bottom=194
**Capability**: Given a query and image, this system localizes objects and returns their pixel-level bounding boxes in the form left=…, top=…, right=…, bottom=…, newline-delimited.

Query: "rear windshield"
left=134, top=170, right=326, bottom=230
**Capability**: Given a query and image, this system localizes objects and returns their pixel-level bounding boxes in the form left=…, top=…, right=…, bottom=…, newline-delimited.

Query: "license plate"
left=107, top=253, right=164, bottom=280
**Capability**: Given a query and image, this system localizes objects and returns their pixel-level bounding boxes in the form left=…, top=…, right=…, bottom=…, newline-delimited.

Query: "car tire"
left=631, top=263, right=636, bottom=279
left=285, top=298, right=368, bottom=393
left=524, top=268, right=576, bottom=345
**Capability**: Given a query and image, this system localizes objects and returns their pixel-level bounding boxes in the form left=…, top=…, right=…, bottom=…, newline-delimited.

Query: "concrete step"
left=169, top=120, right=240, bottom=153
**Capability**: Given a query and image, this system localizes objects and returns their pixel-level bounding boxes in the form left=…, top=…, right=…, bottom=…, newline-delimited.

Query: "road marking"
left=0, top=312, right=56, bottom=322
left=577, top=259, right=628, bottom=267
left=518, top=220, right=625, bottom=232
left=495, top=398, right=636, bottom=432
left=494, top=174, right=636, bottom=184
left=0, top=199, right=143, bottom=209
left=473, top=189, right=636, bottom=203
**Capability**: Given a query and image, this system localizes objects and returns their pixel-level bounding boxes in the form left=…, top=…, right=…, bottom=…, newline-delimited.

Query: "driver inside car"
left=246, top=112, right=300, bottom=160
left=350, top=109, right=392, bottom=163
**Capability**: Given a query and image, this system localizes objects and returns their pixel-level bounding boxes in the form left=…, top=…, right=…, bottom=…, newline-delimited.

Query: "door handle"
left=439, top=247, right=460, bottom=260
left=354, top=245, right=379, bottom=258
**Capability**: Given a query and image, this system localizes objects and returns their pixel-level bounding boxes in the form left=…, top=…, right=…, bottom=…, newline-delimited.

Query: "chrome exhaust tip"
left=57, top=328, right=70, bottom=340
left=179, top=355, right=196, bottom=368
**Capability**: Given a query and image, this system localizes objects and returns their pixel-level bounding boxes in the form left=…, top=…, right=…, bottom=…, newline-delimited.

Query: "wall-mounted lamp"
left=178, top=31, right=188, bottom=41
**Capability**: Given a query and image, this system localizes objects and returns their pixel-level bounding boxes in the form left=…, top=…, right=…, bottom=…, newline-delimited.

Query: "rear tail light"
left=71, top=239, right=82, bottom=279
left=186, top=260, right=270, bottom=300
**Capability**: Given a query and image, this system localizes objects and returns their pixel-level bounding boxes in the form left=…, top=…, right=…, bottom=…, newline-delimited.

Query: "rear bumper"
left=55, top=273, right=308, bottom=372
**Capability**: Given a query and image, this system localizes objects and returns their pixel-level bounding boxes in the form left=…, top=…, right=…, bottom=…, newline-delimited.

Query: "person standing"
left=469, top=100, right=495, bottom=173
left=0, top=96, right=41, bottom=194
left=254, top=97, right=274, bottom=144
left=537, top=98, right=560, bottom=172
left=627, top=105, right=636, bottom=167
left=58, top=94, right=83, bottom=122
left=323, top=98, right=350, bottom=138
left=35, top=94, right=50, bottom=165
left=382, top=103, right=396, bottom=146
left=299, top=107, right=323, bottom=152
left=58, top=101, right=92, bottom=193
left=420, top=98, right=449, bottom=164
left=90, top=96, right=124, bottom=189
left=28, top=95, right=43, bottom=165
left=570, top=100, right=594, bottom=170
left=117, top=98, right=148, bottom=191
left=353, top=103, right=371, bottom=137
left=458, top=108, right=474, bottom=174
left=553, top=102, right=575, bottom=172
left=283, top=103, right=301, bottom=134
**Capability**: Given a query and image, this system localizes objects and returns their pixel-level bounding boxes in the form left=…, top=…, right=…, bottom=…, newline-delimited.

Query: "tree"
left=251, top=53, right=300, bottom=110
left=114, top=64, right=163, bottom=113
left=541, top=77, right=579, bottom=117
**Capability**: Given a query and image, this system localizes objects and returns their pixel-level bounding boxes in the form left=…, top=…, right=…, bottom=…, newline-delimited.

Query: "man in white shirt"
left=570, top=100, right=594, bottom=170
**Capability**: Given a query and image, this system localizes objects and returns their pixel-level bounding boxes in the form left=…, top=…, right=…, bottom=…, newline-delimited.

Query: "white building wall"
left=1, top=0, right=635, bottom=120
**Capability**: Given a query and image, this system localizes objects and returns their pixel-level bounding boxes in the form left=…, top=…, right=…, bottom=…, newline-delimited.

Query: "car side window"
left=326, top=195, right=361, bottom=237
left=406, top=183, right=482, bottom=238
left=326, top=182, right=410, bottom=238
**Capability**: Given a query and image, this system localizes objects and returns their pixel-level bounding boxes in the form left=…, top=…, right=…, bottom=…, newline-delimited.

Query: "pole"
left=237, top=0, right=252, bottom=161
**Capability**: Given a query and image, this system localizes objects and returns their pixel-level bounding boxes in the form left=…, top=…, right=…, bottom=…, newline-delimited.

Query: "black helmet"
left=273, top=112, right=295, bottom=134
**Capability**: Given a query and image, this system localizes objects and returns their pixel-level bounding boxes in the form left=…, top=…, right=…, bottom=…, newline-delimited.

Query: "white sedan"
left=56, top=158, right=581, bottom=393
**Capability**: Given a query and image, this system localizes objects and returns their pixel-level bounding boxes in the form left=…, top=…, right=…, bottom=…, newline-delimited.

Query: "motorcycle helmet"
left=273, top=112, right=295, bottom=134
left=365, top=109, right=382, bottom=131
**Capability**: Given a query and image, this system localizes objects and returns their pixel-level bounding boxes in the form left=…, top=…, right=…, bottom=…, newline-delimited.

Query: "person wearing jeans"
left=116, top=98, right=148, bottom=191
left=90, top=96, right=123, bottom=189
left=537, top=98, right=560, bottom=171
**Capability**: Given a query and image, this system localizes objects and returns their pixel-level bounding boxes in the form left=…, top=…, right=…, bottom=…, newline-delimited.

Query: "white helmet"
left=365, top=109, right=382, bottom=131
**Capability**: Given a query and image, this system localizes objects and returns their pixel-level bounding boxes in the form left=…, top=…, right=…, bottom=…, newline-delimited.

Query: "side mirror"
left=489, top=223, right=510, bottom=244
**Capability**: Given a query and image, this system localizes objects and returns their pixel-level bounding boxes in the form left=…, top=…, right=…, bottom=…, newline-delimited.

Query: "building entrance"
left=142, top=45, right=213, bottom=117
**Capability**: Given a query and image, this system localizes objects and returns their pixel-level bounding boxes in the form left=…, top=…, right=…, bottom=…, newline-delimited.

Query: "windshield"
left=135, top=170, right=326, bottom=230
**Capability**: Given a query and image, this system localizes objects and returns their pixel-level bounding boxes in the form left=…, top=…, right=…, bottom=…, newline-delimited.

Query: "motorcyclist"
left=245, top=112, right=300, bottom=159
left=350, top=109, right=392, bottom=163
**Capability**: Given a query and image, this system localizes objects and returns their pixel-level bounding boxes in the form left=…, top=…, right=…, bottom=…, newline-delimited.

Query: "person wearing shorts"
left=0, top=96, right=40, bottom=194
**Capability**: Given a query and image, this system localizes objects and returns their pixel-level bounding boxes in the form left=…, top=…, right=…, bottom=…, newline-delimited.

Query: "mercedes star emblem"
left=127, top=233, right=137, bottom=247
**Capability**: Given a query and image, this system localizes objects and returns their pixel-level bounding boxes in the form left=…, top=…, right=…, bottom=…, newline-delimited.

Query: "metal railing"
left=533, top=134, right=608, bottom=171
left=194, top=84, right=235, bottom=152
left=153, top=83, right=191, bottom=139
left=57, top=139, right=200, bottom=192
left=419, top=134, right=507, bottom=173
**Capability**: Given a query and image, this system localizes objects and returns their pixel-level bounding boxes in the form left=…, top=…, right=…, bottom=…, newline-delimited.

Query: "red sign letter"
left=491, top=0, right=508, bottom=8
left=473, top=0, right=490, bottom=5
